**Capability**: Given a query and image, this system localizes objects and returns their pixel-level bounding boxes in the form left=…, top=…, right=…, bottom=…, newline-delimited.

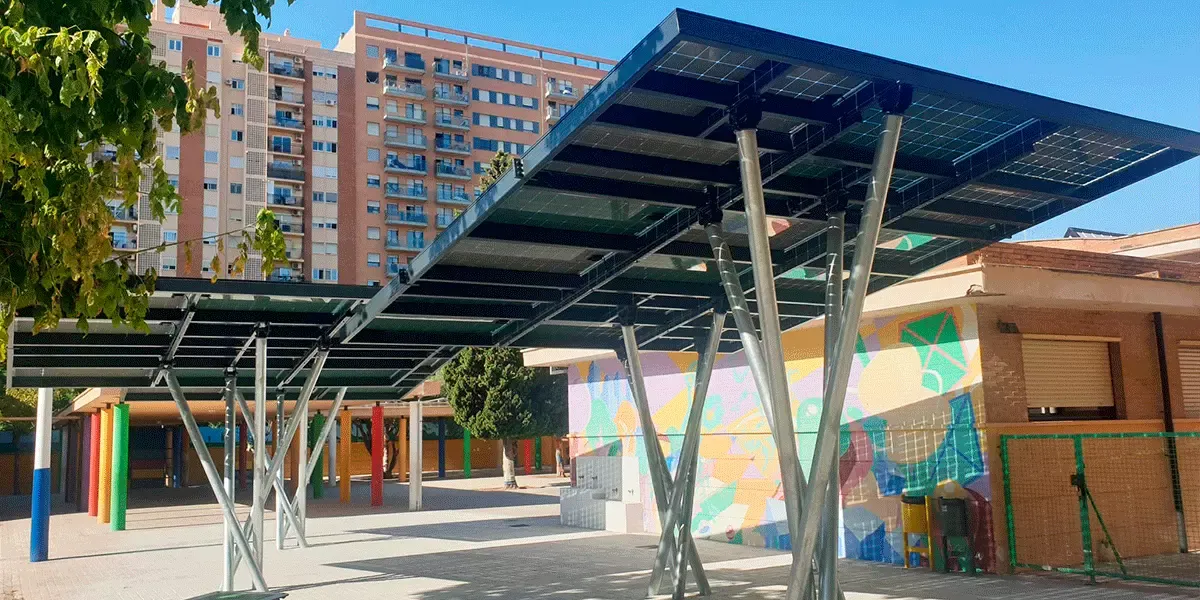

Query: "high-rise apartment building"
left=120, top=5, right=611, bottom=286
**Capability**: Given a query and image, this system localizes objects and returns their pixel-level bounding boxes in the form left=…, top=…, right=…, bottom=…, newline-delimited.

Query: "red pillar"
left=522, top=439, right=533, bottom=475
left=87, top=412, right=101, bottom=517
left=370, top=404, right=383, bottom=507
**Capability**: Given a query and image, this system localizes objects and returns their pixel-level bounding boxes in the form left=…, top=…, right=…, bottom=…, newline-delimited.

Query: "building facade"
left=128, top=5, right=610, bottom=285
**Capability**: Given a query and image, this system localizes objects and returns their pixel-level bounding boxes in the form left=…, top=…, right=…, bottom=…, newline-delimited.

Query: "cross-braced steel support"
left=279, top=387, right=348, bottom=540
left=787, top=106, right=907, bottom=600
left=818, top=213, right=846, bottom=600
left=275, top=389, right=287, bottom=550
left=646, top=310, right=726, bottom=599
left=165, top=372, right=268, bottom=592
left=618, top=313, right=711, bottom=598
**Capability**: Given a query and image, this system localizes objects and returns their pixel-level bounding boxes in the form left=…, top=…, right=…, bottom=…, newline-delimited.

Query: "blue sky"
left=266, top=0, right=1200, bottom=240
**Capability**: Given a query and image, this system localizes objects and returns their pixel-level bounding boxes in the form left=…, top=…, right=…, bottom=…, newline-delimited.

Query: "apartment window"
left=161, top=258, right=177, bottom=272
left=366, top=122, right=380, bottom=136
left=367, top=227, right=381, bottom=240
left=204, top=150, right=219, bottom=163
left=228, top=78, right=245, bottom=90
left=312, top=141, right=337, bottom=153
left=314, top=166, right=338, bottom=179
left=229, top=156, right=244, bottom=168
left=314, top=218, right=338, bottom=230
left=312, top=64, right=337, bottom=79
left=366, top=96, right=380, bottom=111
left=367, top=280, right=379, bottom=287
left=367, top=200, right=380, bottom=214
left=203, top=205, right=219, bottom=218
left=205, top=123, right=219, bottom=137
left=313, top=115, right=338, bottom=128
left=366, top=148, right=380, bottom=162
left=168, top=176, right=179, bottom=190
left=207, top=70, right=220, bottom=84
left=230, top=130, right=244, bottom=142
left=365, top=45, right=379, bottom=58
left=230, top=183, right=243, bottom=194
left=313, top=191, right=338, bottom=204
left=366, top=71, right=379, bottom=84
left=325, top=243, right=338, bottom=255
left=407, top=230, right=425, bottom=248
left=168, top=39, right=182, bottom=52
left=165, top=145, right=180, bottom=160
left=163, top=230, right=178, bottom=243
left=367, top=253, right=381, bottom=267
left=203, top=178, right=218, bottom=191
left=230, top=103, right=244, bottom=116
left=312, top=268, right=338, bottom=282
left=366, top=175, right=381, bottom=188
left=312, top=90, right=338, bottom=105
left=207, top=44, right=221, bottom=57
left=1023, top=338, right=1119, bottom=420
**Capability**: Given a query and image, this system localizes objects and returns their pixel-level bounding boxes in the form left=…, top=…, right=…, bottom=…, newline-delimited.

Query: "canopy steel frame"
left=617, top=315, right=711, bottom=598
left=280, top=387, right=349, bottom=541
left=221, top=372, right=237, bottom=591
left=818, top=213, right=846, bottom=600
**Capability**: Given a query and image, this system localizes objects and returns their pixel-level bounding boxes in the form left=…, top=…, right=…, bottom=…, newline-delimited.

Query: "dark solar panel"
left=11, top=9, right=1199, bottom=396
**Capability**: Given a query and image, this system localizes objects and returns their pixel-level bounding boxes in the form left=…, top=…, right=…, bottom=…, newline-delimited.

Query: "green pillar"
left=534, top=436, right=543, bottom=471
left=310, top=413, right=325, bottom=499
left=463, top=428, right=471, bottom=479
left=109, top=404, right=130, bottom=531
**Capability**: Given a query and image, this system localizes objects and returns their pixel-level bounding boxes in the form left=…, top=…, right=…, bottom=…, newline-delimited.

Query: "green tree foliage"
left=442, top=347, right=566, bottom=488
left=0, top=0, right=290, bottom=357
left=0, top=385, right=80, bottom=433
left=479, top=149, right=512, bottom=189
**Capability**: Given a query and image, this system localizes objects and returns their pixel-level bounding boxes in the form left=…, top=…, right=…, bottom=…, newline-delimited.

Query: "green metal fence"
left=1000, top=431, right=1200, bottom=588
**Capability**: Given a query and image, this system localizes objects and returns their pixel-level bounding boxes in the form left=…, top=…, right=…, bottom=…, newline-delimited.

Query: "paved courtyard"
left=1, top=475, right=1196, bottom=600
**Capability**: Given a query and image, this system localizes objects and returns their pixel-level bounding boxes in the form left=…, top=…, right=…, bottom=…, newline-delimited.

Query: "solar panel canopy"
left=9, top=9, right=1200, bottom=399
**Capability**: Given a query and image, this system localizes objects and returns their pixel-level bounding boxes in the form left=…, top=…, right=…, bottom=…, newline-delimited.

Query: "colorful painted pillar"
left=109, top=404, right=130, bottom=531
left=309, top=413, right=325, bottom=499
left=339, top=408, right=351, bottom=503
left=97, top=406, right=113, bottom=525
left=436, top=419, right=446, bottom=479
left=522, top=439, right=533, bottom=475
left=398, top=416, right=408, bottom=483
left=87, top=412, right=100, bottom=517
left=463, top=428, right=471, bottom=479
left=171, top=425, right=184, bottom=489
left=370, top=404, right=383, bottom=507
left=29, top=388, right=53, bottom=562
left=237, top=421, right=248, bottom=490
left=534, top=437, right=543, bottom=472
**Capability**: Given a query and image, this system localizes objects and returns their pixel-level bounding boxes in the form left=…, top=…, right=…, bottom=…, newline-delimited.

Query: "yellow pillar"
left=398, top=416, right=408, bottom=482
left=97, top=406, right=113, bottom=524
left=338, top=409, right=351, bottom=503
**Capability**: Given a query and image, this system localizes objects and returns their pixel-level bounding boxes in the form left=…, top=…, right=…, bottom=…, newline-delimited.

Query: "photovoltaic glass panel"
left=575, top=122, right=741, bottom=164
left=838, top=95, right=1032, bottom=162
left=998, top=128, right=1169, bottom=186
left=765, top=65, right=865, bottom=101
left=653, top=40, right=763, bottom=84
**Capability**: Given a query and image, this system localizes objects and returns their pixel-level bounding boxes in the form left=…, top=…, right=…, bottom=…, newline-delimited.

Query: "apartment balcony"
left=434, top=113, right=470, bottom=131
left=271, top=116, right=305, bottom=131
left=268, top=272, right=305, bottom=283
left=270, top=142, right=304, bottom=157
left=267, top=163, right=305, bottom=182
left=437, top=189, right=473, bottom=205
left=433, top=88, right=470, bottom=106
left=385, top=183, right=427, bottom=201
left=434, top=138, right=471, bottom=155
left=109, top=206, right=138, bottom=222
left=385, top=110, right=426, bottom=125
left=268, top=63, right=305, bottom=79
left=385, top=83, right=426, bottom=100
left=384, top=132, right=427, bottom=150
left=433, top=63, right=468, bottom=81
left=436, top=213, right=455, bottom=228
left=284, top=249, right=304, bottom=262
left=269, top=193, right=304, bottom=209
left=111, top=238, right=137, bottom=251
left=545, top=83, right=578, bottom=101
left=434, top=163, right=472, bottom=181
left=269, top=89, right=305, bottom=104
left=547, top=105, right=571, bottom=124
left=385, top=209, right=429, bottom=226
left=383, top=56, right=425, bottom=74
left=384, top=157, right=427, bottom=176
left=278, top=222, right=304, bottom=235
left=386, top=238, right=425, bottom=252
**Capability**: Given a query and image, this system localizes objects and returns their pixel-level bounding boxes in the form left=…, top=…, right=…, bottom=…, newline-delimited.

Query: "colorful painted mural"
left=566, top=304, right=994, bottom=569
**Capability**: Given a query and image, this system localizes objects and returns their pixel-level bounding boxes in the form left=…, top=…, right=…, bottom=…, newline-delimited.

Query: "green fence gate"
left=1000, top=431, right=1200, bottom=587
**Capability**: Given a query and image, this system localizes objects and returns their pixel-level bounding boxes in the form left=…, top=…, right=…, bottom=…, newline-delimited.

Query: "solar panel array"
left=9, top=9, right=1199, bottom=400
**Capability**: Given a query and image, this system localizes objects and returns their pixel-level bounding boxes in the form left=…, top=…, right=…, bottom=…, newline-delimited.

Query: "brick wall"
left=970, top=243, right=1200, bottom=283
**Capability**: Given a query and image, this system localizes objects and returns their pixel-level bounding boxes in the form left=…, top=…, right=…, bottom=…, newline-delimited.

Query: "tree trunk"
left=502, top=438, right=518, bottom=489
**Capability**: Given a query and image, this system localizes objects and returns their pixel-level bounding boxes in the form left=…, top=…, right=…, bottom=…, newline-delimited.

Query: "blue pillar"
left=437, top=419, right=446, bottom=479
left=171, top=425, right=184, bottom=488
left=30, top=388, right=53, bottom=563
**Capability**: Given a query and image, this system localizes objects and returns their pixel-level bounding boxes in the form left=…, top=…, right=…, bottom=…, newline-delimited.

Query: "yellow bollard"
left=97, top=406, right=114, bottom=525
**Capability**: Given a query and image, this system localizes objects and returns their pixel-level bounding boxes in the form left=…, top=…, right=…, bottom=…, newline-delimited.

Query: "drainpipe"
left=1152, top=312, right=1188, bottom=553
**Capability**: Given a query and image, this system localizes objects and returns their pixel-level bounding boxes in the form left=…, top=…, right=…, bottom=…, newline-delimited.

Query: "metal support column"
left=296, top=395, right=308, bottom=543
left=166, top=372, right=268, bottom=592
left=731, top=101, right=808, bottom=581
left=818, top=213, right=845, bottom=600
left=222, top=372, right=237, bottom=592
left=647, top=311, right=726, bottom=598
left=251, top=324, right=268, bottom=570
left=328, top=414, right=337, bottom=488
left=275, top=389, right=286, bottom=550
left=788, top=100, right=907, bottom=600
left=409, top=400, right=423, bottom=511
left=619, top=314, right=710, bottom=596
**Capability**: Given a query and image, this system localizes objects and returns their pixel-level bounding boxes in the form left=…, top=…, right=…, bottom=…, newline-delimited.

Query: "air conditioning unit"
left=324, top=99, right=337, bottom=106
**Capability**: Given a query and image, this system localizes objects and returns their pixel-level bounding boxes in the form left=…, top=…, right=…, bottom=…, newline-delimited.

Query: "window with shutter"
left=1179, top=343, right=1200, bottom=419
left=1022, top=338, right=1117, bottom=417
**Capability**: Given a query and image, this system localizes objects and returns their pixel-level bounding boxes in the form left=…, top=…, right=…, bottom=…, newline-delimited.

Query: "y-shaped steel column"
left=818, top=213, right=846, bottom=600
left=222, top=372, right=237, bottom=591
left=619, top=311, right=710, bottom=597
left=788, top=102, right=907, bottom=600
left=647, top=310, right=727, bottom=599
left=251, top=325, right=268, bottom=570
